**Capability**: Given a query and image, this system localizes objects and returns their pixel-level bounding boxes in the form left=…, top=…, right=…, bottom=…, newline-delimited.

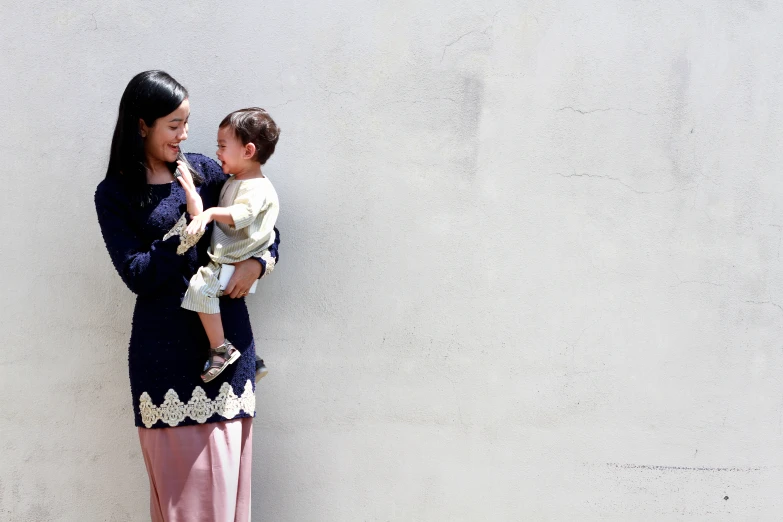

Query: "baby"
left=179, top=107, right=280, bottom=383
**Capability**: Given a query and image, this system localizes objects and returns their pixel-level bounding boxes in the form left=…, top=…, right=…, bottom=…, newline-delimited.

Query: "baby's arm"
left=186, top=181, right=267, bottom=235
left=175, top=161, right=204, bottom=217
left=185, top=207, right=233, bottom=235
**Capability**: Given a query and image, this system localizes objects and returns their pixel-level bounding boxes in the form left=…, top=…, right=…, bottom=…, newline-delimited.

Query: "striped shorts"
left=181, top=261, right=223, bottom=314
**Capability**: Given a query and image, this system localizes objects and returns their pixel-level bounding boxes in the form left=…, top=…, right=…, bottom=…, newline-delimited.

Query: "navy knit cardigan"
left=95, top=153, right=279, bottom=429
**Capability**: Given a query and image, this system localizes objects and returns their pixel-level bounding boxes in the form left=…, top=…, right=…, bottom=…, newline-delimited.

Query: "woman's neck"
left=145, top=158, right=174, bottom=184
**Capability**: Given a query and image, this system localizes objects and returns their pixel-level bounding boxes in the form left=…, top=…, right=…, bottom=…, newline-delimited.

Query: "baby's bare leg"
left=199, top=312, right=225, bottom=350
left=198, top=311, right=241, bottom=383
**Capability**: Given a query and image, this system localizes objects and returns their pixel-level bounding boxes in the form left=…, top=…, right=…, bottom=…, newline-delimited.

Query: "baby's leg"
left=182, top=262, right=226, bottom=349
left=199, top=311, right=225, bottom=350
left=182, top=262, right=241, bottom=382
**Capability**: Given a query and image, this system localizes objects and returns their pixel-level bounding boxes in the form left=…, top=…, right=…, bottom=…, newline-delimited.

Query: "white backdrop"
left=2, top=1, right=783, bottom=520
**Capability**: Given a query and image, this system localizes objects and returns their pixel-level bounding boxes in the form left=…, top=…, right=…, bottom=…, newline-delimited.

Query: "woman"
left=94, top=70, right=278, bottom=521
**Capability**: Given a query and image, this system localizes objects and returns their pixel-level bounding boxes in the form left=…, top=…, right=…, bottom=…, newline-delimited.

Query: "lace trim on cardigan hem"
left=138, top=380, right=255, bottom=428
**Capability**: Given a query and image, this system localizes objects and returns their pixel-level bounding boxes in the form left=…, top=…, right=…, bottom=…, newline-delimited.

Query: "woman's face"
left=140, top=99, right=190, bottom=165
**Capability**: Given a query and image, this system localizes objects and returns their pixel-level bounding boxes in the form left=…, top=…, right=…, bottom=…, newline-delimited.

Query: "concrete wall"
left=2, top=0, right=782, bottom=520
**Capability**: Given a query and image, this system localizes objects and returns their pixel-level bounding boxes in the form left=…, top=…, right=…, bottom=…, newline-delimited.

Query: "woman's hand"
left=175, top=160, right=203, bottom=216
left=175, top=160, right=196, bottom=191
left=225, top=258, right=262, bottom=298
left=186, top=209, right=212, bottom=235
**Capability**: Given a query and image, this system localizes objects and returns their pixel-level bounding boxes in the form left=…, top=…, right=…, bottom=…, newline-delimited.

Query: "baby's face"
left=216, top=126, right=245, bottom=175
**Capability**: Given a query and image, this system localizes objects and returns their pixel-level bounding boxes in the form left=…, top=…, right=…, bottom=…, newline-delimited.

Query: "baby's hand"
left=186, top=211, right=212, bottom=235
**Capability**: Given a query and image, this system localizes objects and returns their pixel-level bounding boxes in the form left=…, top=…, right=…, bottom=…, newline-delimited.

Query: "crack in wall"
left=743, top=300, right=783, bottom=315
left=440, top=9, right=500, bottom=62
left=605, top=463, right=765, bottom=472
left=670, top=273, right=726, bottom=288
left=761, top=223, right=782, bottom=260
left=553, top=172, right=677, bottom=195
left=555, top=106, right=648, bottom=116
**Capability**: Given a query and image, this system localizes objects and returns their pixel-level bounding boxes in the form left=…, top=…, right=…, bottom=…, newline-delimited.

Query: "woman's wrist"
left=185, top=191, right=204, bottom=216
left=185, top=191, right=201, bottom=204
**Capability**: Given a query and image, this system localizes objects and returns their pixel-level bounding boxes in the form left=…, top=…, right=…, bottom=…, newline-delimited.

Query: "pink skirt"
left=137, top=417, right=253, bottom=522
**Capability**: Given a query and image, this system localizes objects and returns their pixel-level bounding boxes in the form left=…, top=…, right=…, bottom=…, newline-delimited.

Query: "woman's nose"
left=178, top=127, right=188, bottom=141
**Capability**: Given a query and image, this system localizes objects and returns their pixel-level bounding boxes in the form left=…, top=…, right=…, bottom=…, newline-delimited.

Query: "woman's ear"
left=244, top=142, right=257, bottom=160
left=139, top=118, right=149, bottom=138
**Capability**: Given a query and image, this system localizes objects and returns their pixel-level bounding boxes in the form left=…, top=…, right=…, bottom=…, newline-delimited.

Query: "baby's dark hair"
left=220, top=107, right=280, bottom=165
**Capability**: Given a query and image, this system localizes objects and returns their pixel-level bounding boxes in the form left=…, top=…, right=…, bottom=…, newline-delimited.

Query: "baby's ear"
left=244, top=142, right=257, bottom=160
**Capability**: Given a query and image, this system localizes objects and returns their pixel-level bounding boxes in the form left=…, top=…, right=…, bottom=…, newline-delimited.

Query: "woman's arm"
left=95, top=181, right=187, bottom=295
left=184, top=153, right=228, bottom=202
left=258, top=226, right=280, bottom=278
left=175, top=160, right=203, bottom=217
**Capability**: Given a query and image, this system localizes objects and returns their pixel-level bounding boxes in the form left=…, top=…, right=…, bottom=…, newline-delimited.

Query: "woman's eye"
left=170, top=127, right=178, bottom=131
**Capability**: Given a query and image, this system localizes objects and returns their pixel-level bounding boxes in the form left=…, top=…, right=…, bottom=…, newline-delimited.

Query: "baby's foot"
left=255, top=355, right=268, bottom=383
left=201, top=340, right=241, bottom=383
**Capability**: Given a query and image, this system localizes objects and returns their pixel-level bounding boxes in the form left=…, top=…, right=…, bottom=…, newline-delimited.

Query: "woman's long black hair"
left=105, top=70, right=202, bottom=206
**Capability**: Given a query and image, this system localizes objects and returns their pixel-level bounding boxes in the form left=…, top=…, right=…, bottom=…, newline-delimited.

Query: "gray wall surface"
left=2, top=1, right=783, bottom=520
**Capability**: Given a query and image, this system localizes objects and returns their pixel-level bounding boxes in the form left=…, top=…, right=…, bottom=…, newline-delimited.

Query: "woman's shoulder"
left=95, top=176, right=126, bottom=207
left=185, top=153, right=228, bottom=186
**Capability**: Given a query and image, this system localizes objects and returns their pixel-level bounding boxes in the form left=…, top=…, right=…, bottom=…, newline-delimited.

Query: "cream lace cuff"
left=162, top=213, right=205, bottom=255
